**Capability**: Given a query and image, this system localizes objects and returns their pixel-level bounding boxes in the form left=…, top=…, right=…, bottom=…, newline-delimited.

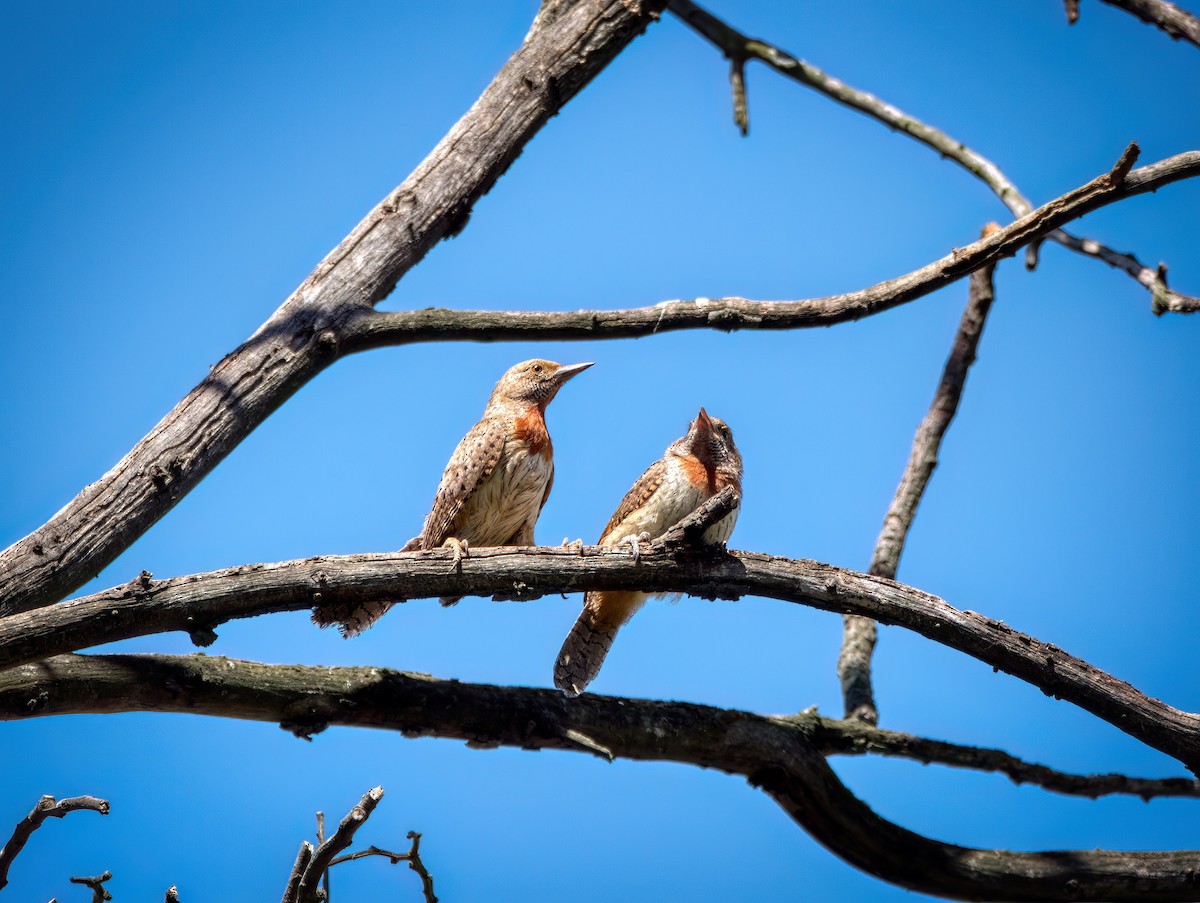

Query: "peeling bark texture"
left=3, top=653, right=1198, bottom=903
left=0, top=0, right=668, bottom=620
left=5, top=544, right=1200, bottom=772
left=670, top=0, right=1200, bottom=311
left=839, top=234, right=1000, bottom=724
left=1094, top=0, right=1200, bottom=48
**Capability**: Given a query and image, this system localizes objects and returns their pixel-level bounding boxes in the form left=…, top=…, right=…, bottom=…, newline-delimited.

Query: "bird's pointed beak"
left=696, top=407, right=713, bottom=432
left=553, top=361, right=594, bottom=384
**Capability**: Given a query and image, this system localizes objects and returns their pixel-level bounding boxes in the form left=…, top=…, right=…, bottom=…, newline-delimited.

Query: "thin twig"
left=68, top=871, right=112, bottom=903
left=0, top=794, right=110, bottom=890
left=164, top=887, right=180, bottom=903
left=839, top=225, right=1001, bottom=724
left=667, top=0, right=1200, bottom=312
left=330, top=832, right=438, bottom=903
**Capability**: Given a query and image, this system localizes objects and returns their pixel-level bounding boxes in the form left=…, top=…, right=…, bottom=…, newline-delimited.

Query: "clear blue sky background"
left=2, top=1, right=1198, bottom=899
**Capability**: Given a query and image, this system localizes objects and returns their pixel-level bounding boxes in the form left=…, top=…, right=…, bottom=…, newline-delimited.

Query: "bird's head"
left=673, top=407, right=742, bottom=479
left=488, top=359, right=593, bottom=409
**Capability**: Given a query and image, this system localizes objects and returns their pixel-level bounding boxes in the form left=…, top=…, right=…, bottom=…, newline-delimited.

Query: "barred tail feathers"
left=554, top=590, right=645, bottom=696
left=311, top=598, right=393, bottom=638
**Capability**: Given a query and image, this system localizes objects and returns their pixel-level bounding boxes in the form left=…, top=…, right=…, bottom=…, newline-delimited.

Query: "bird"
left=553, top=407, right=742, bottom=696
left=312, top=358, right=592, bottom=635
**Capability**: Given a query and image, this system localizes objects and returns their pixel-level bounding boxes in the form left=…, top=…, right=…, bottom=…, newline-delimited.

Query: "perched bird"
left=313, top=358, right=592, bottom=635
left=554, top=408, right=742, bottom=696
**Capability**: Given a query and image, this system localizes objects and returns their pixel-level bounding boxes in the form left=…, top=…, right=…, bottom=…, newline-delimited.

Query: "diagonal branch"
left=296, top=788, right=384, bottom=903
left=0, top=794, right=110, bottom=891
left=839, top=227, right=1001, bottom=724
left=0, top=0, right=669, bottom=620
left=3, top=545, right=1200, bottom=771
left=3, top=653, right=1197, bottom=903
left=667, top=0, right=1200, bottom=313
left=1072, top=0, right=1200, bottom=48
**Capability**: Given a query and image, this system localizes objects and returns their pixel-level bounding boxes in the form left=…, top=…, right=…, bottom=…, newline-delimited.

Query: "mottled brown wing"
left=421, top=417, right=506, bottom=549
left=598, top=457, right=668, bottom=543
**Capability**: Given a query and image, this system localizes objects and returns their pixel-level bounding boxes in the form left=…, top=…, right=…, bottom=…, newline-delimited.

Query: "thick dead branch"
left=4, top=653, right=1195, bottom=802
left=296, top=788, right=384, bottom=903
left=331, top=833, right=437, bottom=903
left=3, top=653, right=1196, bottom=902
left=0, top=794, right=110, bottom=891
left=3, top=536, right=1200, bottom=771
left=667, top=0, right=1200, bottom=311
left=839, top=228, right=1001, bottom=724
left=1080, top=0, right=1200, bottom=48
left=0, top=0, right=668, bottom=620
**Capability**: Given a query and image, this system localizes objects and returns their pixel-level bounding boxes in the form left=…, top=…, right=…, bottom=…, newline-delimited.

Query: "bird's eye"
left=532, top=364, right=543, bottom=373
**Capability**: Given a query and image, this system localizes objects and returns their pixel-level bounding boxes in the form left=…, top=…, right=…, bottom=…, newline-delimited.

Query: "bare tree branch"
left=0, top=0, right=669, bottom=621
left=5, top=653, right=1195, bottom=802
left=4, top=541, right=1200, bottom=770
left=1, top=129, right=1196, bottom=625
left=296, top=788, right=384, bottom=903
left=820, top=716, right=1200, bottom=800
left=340, top=145, right=1200, bottom=353
left=331, top=833, right=437, bottom=903
left=281, top=842, right=314, bottom=903
left=667, top=0, right=1200, bottom=312
left=3, top=653, right=1196, bottom=902
left=68, top=871, right=112, bottom=903
left=840, top=227, right=1001, bottom=724
left=0, top=795, right=110, bottom=891
left=1077, top=0, right=1200, bottom=48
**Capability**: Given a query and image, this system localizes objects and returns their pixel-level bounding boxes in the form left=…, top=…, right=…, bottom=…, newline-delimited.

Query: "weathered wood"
left=4, top=543, right=1200, bottom=772
left=4, top=653, right=1197, bottom=903
left=0, top=0, right=669, bottom=619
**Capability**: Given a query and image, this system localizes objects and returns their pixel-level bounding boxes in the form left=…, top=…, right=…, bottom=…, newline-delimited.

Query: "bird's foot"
left=443, top=537, right=470, bottom=573
left=619, top=531, right=654, bottom=564
left=560, top=536, right=585, bottom=554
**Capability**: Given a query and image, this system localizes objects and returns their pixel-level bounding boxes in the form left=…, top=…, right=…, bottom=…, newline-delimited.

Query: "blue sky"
left=1, top=1, right=1198, bottom=899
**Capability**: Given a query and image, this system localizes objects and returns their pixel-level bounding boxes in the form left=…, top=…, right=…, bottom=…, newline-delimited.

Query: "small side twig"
left=1065, top=0, right=1082, bottom=23
left=295, top=788, right=384, bottom=903
left=69, top=871, right=112, bottom=903
left=657, top=486, right=740, bottom=546
left=330, top=832, right=438, bottom=903
left=0, top=794, right=110, bottom=890
left=839, top=224, right=1001, bottom=724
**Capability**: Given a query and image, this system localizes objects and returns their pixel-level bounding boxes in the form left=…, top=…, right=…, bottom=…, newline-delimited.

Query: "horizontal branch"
left=4, top=542, right=1200, bottom=771
left=0, top=0, right=668, bottom=620
left=668, top=0, right=1200, bottom=313
left=342, top=146, right=1200, bottom=349
left=2, top=653, right=1196, bottom=902
left=820, top=718, right=1200, bottom=800
left=0, top=794, right=110, bottom=891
